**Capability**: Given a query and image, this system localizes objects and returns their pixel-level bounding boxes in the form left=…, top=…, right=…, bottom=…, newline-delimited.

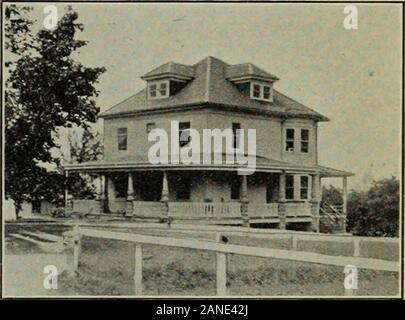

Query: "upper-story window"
left=285, top=129, right=294, bottom=152
left=232, top=123, right=241, bottom=149
left=117, top=128, right=127, bottom=150
left=300, top=176, right=309, bottom=200
left=301, top=129, right=309, bottom=153
left=148, top=80, right=170, bottom=99
left=146, top=122, right=156, bottom=134
left=179, top=121, right=191, bottom=147
left=250, top=81, right=273, bottom=102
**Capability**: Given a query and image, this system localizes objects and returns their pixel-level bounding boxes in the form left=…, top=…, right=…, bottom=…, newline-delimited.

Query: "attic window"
left=148, top=80, right=169, bottom=99
left=250, top=81, right=273, bottom=102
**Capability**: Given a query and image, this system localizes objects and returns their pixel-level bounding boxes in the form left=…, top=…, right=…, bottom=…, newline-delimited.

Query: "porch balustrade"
left=248, top=203, right=279, bottom=218
left=284, top=202, right=312, bottom=217
left=169, top=202, right=242, bottom=219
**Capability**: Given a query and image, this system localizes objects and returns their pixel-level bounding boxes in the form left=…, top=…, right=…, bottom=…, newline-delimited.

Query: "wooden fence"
left=71, top=226, right=399, bottom=296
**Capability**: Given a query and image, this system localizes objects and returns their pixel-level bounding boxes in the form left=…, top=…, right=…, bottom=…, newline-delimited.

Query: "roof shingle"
left=101, top=56, right=329, bottom=121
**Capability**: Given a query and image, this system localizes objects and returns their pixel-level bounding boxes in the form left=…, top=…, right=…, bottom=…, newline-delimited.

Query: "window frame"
left=232, top=122, right=241, bottom=149
left=146, top=122, right=156, bottom=134
left=117, top=127, right=128, bottom=151
left=301, top=129, right=309, bottom=153
left=148, top=80, right=170, bottom=99
left=285, top=175, right=295, bottom=200
left=285, top=128, right=295, bottom=152
left=250, top=81, right=273, bottom=102
left=300, top=175, right=309, bottom=200
left=178, top=121, right=191, bottom=147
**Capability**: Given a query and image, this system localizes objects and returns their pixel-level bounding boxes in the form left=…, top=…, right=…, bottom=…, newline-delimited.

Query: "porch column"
left=310, top=174, right=320, bottom=232
left=97, top=174, right=106, bottom=214
left=104, top=175, right=110, bottom=213
left=342, top=176, right=348, bottom=231
left=161, top=171, right=170, bottom=224
left=64, top=171, right=73, bottom=213
left=278, top=171, right=286, bottom=229
left=126, top=172, right=135, bottom=217
left=240, top=174, right=249, bottom=227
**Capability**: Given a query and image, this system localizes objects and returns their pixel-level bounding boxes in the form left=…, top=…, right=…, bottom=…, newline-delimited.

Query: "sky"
left=9, top=2, right=403, bottom=190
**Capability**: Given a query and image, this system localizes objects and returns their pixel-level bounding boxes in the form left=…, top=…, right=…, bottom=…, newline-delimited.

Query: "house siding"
left=281, top=118, right=317, bottom=166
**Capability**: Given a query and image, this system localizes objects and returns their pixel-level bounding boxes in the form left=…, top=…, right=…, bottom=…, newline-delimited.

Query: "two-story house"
left=64, top=56, right=353, bottom=231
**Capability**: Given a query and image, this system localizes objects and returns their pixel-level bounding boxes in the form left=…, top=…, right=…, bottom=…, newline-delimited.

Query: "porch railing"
left=169, top=202, right=242, bottom=219
left=133, top=201, right=162, bottom=218
left=284, top=202, right=312, bottom=217
left=248, top=203, right=279, bottom=218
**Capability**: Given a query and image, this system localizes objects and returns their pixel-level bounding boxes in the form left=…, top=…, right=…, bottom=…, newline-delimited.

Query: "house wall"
left=281, top=118, right=318, bottom=165
left=105, top=171, right=274, bottom=204
left=207, top=111, right=283, bottom=160
left=103, top=110, right=209, bottom=162
left=103, top=110, right=318, bottom=166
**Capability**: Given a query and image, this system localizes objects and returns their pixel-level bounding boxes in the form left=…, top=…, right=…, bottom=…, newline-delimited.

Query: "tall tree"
left=5, top=5, right=106, bottom=216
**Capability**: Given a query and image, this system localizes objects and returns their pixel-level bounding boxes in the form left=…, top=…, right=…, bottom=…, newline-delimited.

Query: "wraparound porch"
left=64, top=167, right=351, bottom=231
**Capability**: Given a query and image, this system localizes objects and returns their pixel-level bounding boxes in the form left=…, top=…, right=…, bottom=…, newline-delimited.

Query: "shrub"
left=347, top=177, right=399, bottom=237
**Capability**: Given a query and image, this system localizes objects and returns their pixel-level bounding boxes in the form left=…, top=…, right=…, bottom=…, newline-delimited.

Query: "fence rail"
left=71, top=226, right=399, bottom=296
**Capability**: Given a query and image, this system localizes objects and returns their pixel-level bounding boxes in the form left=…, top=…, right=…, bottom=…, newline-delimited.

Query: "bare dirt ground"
left=4, top=223, right=400, bottom=297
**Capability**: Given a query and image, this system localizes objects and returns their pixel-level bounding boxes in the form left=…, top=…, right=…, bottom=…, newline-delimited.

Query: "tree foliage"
left=4, top=5, right=105, bottom=214
left=322, top=177, right=399, bottom=237
left=321, top=184, right=343, bottom=205
left=347, top=177, right=399, bottom=237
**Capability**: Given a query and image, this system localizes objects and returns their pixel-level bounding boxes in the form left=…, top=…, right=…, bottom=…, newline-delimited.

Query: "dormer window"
left=250, top=81, right=273, bottom=102
left=253, top=84, right=261, bottom=98
left=148, top=80, right=170, bottom=99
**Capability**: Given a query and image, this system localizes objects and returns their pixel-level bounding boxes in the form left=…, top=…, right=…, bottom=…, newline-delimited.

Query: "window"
left=250, top=82, right=273, bottom=102
left=253, top=84, right=261, bottom=98
left=301, top=129, right=309, bottom=153
left=285, top=129, right=294, bottom=152
left=179, top=121, right=191, bottom=147
left=159, top=82, right=167, bottom=96
left=232, top=123, right=241, bottom=149
left=117, top=128, right=127, bottom=150
left=149, top=84, right=157, bottom=98
left=177, top=176, right=191, bottom=200
left=263, top=86, right=271, bottom=100
left=146, top=122, right=156, bottom=134
left=231, top=176, right=241, bottom=200
left=300, top=176, right=309, bottom=200
left=148, top=80, right=169, bottom=99
left=285, top=175, right=294, bottom=200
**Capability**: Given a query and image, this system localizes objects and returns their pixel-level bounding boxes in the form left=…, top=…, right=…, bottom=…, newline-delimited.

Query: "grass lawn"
left=5, top=224, right=399, bottom=297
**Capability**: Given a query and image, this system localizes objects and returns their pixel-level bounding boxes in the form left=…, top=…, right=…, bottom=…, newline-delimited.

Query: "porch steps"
left=319, top=204, right=347, bottom=234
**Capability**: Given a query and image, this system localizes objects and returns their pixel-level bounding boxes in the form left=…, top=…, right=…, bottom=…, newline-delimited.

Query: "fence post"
left=134, top=244, right=143, bottom=296
left=73, top=225, right=81, bottom=274
left=216, top=233, right=227, bottom=296
left=291, top=235, right=298, bottom=250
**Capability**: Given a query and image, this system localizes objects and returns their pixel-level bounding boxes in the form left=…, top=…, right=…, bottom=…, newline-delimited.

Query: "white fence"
left=72, top=226, right=399, bottom=296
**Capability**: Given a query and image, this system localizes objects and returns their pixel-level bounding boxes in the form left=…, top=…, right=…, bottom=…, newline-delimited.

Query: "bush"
left=50, top=207, right=70, bottom=218
left=347, top=177, right=399, bottom=237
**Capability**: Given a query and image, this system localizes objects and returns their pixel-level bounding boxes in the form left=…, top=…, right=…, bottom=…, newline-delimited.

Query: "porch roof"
left=63, top=154, right=353, bottom=178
